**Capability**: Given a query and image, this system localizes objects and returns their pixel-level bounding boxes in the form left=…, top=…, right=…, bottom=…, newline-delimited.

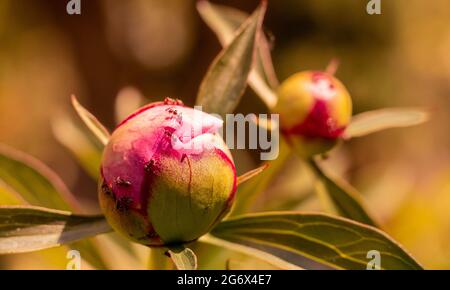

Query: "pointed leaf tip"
left=197, top=0, right=278, bottom=109
left=196, top=2, right=267, bottom=115
left=344, top=108, right=430, bottom=139
left=237, top=164, right=269, bottom=186
left=71, top=95, right=111, bottom=145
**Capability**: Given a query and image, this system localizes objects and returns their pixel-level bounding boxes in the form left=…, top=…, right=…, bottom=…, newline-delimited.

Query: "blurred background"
left=0, top=0, right=449, bottom=269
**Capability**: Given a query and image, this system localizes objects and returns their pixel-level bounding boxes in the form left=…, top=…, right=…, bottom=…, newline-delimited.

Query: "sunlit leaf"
left=237, top=164, right=268, bottom=186
left=225, top=258, right=284, bottom=270
left=230, top=138, right=290, bottom=217
left=87, top=233, right=144, bottom=270
left=196, top=0, right=278, bottom=88
left=0, top=182, right=22, bottom=205
left=71, top=95, right=111, bottom=146
left=168, top=246, right=198, bottom=270
left=344, top=108, right=429, bottom=139
left=210, top=212, right=423, bottom=270
left=309, top=158, right=378, bottom=227
left=0, top=206, right=112, bottom=254
left=69, top=239, right=109, bottom=270
left=52, top=115, right=102, bottom=180
left=196, top=1, right=267, bottom=116
left=200, top=235, right=301, bottom=270
left=0, top=144, right=80, bottom=211
left=197, top=0, right=278, bottom=108
left=0, top=144, right=109, bottom=268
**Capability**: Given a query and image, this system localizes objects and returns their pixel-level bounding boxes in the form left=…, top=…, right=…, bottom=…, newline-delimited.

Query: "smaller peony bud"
left=273, top=71, right=352, bottom=157
left=99, top=98, right=236, bottom=246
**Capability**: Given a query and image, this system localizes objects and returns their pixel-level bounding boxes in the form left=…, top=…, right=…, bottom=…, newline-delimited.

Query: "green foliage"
left=230, top=138, right=291, bottom=217
left=309, top=158, right=378, bottom=226
left=52, top=115, right=102, bottom=180
left=196, top=2, right=266, bottom=116
left=344, top=108, right=429, bottom=139
left=197, top=0, right=278, bottom=107
left=0, top=206, right=111, bottom=254
left=210, top=212, right=422, bottom=270
left=71, top=95, right=111, bottom=146
left=0, top=1, right=431, bottom=270
left=0, top=184, right=21, bottom=205
left=0, top=144, right=79, bottom=211
left=0, top=144, right=109, bottom=269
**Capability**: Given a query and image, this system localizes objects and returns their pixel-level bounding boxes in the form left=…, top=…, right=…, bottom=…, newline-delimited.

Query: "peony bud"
left=99, top=98, right=236, bottom=246
left=274, top=71, right=352, bottom=157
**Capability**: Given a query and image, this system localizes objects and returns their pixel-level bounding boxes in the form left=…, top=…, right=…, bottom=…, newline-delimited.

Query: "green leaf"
left=71, top=95, right=111, bottom=146
left=309, top=158, right=378, bottom=227
left=0, top=144, right=109, bottom=268
left=69, top=239, right=109, bottom=269
left=0, top=183, right=22, bottom=205
left=197, top=0, right=278, bottom=108
left=200, top=236, right=301, bottom=270
left=52, top=115, right=102, bottom=180
left=210, top=212, right=423, bottom=270
left=196, top=1, right=267, bottom=116
left=344, top=108, right=429, bottom=139
left=168, top=246, right=198, bottom=270
left=230, top=137, right=290, bottom=217
left=0, top=206, right=112, bottom=254
left=236, top=164, right=268, bottom=186
left=0, top=144, right=80, bottom=211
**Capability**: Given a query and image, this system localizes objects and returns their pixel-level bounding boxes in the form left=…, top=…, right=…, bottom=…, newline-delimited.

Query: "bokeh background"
left=0, top=0, right=449, bottom=269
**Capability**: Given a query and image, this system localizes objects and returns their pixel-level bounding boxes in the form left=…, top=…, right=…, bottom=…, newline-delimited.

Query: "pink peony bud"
left=274, top=71, right=353, bottom=157
left=99, top=98, right=236, bottom=246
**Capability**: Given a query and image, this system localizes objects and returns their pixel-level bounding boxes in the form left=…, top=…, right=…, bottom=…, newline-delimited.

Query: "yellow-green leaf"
left=231, top=138, right=290, bottom=217
left=197, top=0, right=278, bottom=108
left=0, top=144, right=80, bottom=211
left=344, top=108, right=429, bottom=139
left=71, top=95, right=111, bottom=146
left=52, top=115, right=102, bottom=180
left=0, top=144, right=109, bottom=268
left=0, top=206, right=112, bottom=254
left=211, top=212, right=423, bottom=270
left=200, top=235, right=301, bottom=270
left=196, top=1, right=267, bottom=116
left=0, top=182, right=22, bottom=205
left=309, top=158, right=378, bottom=227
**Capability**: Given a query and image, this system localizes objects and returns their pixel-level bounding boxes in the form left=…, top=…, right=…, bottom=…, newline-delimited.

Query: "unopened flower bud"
left=99, top=98, right=236, bottom=246
left=274, top=71, right=352, bottom=157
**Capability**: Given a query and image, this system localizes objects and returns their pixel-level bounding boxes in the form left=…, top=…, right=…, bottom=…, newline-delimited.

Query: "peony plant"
left=0, top=1, right=428, bottom=270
